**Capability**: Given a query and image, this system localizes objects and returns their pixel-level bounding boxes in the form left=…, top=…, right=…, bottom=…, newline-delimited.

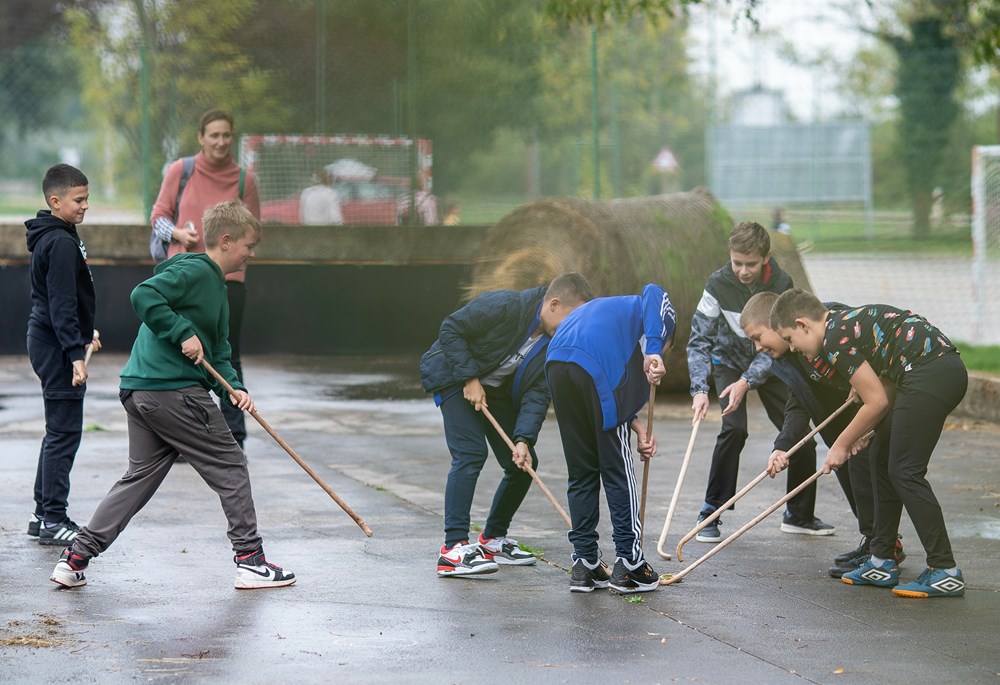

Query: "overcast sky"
left=686, top=0, right=871, bottom=121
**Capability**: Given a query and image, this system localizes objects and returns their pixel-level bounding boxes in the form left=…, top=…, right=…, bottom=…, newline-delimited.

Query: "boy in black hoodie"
left=25, top=164, right=101, bottom=546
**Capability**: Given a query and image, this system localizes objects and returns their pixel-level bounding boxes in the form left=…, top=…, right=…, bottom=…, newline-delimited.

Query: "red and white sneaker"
left=437, top=542, right=499, bottom=577
left=234, top=548, right=296, bottom=589
left=478, top=532, right=538, bottom=565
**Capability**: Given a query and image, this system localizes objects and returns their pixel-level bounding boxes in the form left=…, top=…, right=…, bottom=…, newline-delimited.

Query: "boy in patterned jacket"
left=687, top=221, right=833, bottom=543
left=772, top=289, right=967, bottom=598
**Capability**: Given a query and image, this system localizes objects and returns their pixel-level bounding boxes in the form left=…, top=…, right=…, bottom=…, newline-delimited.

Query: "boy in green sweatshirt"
left=50, top=200, right=295, bottom=590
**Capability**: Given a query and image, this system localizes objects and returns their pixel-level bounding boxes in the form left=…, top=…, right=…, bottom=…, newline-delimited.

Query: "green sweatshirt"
left=120, top=253, right=244, bottom=397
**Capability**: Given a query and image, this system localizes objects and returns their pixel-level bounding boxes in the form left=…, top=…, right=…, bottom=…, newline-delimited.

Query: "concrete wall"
left=0, top=223, right=488, bottom=355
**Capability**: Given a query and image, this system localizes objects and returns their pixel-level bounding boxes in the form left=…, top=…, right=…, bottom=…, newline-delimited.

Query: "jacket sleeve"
left=130, top=270, right=197, bottom=347
left=44, top=238, right=88, bottom=361
left=686, top=289, right=718, bottom=395
left=742, top=350, right=774, bottom=388
left=512, top=375, right=551, bottom=446
left=640, top=284, right=676, bottom=356
left=151, top=160, right=183, bottom=229
left=437, top=293, right=516, bottom=381
left=774, top=388, right=812, bottom=452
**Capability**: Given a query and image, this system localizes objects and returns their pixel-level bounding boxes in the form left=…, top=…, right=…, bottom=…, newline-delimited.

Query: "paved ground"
left=2, top=354, right=998, bottom=684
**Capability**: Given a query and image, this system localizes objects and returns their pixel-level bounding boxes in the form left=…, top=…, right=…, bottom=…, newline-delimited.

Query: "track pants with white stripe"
left=548, top=362, right=644, bottom=564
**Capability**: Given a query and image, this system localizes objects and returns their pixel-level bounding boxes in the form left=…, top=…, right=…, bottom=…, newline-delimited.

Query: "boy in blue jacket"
left=544, top=284, right=675, bottom=593
left=420, top=273, right=595, bottom=577
left=25, top=164, right=102, bottom=546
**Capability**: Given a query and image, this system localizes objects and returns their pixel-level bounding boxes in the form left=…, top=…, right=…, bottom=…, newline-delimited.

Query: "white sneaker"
left=234, top=548, right=296, bottom=589
left=50, top=548, right=88, bottom=588
left=478, top=533, right=538, bottom=565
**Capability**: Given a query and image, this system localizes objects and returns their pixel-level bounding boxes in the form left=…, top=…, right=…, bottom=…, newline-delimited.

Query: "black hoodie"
left=25, top=210, right=96, bottom=362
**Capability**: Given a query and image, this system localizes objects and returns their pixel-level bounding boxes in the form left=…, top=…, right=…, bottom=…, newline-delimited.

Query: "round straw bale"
left=467, top=189, right=814, bottom=391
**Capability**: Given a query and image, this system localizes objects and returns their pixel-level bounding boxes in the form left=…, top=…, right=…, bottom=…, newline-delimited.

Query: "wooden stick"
left=639, top=380, right=656, bottom=545
left=663, top=468, right=827, bottom=585
left=480, top=406, right=570, bottom=526
left=674, top=397, right=856, bottom=562
left=656, top=417, right=701, bottom=560
left=84, top=330, right=100, bottom=366
left=200, top=359, right=373, bottom=537
left=480, top=405, right=611, bottom=575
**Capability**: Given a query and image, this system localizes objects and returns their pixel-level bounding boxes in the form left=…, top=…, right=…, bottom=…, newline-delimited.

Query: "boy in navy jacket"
left=740, top=292, right=905, bottom=578
left=544, top=284, right=675, bottom=593
left=420, top=273, right=594, bottom=577
left=25, top=164, right=101, bottom=546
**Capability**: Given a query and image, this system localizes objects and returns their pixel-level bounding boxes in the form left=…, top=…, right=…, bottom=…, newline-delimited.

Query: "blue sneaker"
left=842, top=557, right=899, bottom=587
left=893, top=568, right=965, bottom=598
left=695, top=510, right=721, bottom=543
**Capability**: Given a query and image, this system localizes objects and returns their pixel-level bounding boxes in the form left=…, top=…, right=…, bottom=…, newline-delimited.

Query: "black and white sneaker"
left=28, top=513, right=42, bottom=537
left=50, top=547, right=89, bottom=588
left=609, top=558, right=660, bottom=594
left=570, top=558, right=611, bottom=593
left=780, top=512, right=836, bottom=536
left=835, top=535, right=870, bottom=564
left=478, top=533, right=538, bottom=566
left=38, top=520, right=81, bottom=546
left=695, top=509, right=722, bottom=543
left=234, top=548, right=297, bottom=589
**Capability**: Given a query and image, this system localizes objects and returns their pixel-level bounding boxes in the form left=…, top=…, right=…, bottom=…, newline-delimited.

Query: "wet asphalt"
left=1, top=354, right=998, bottom=684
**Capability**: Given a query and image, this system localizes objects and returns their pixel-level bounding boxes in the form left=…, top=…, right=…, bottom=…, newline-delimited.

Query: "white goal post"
left=239, top=134, right=432, bottom=225
left=971, top=145, right=1000, bottom=344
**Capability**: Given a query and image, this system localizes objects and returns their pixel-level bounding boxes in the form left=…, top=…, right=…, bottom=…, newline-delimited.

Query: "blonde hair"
left=739, top=291, right=779, bottom=330
left=770, top=288, right=827, bottom=330
left=202, top=200, right=261, bottom=248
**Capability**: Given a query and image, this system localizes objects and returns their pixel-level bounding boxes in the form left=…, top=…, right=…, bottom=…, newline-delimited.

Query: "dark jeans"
left=74, top=387, right=262, bottom=559
left=869, top=352, right=967, bottom=567
left=440, top=382, right=537, bottom=547
left=221, top=281, right=246, bottom=446
left=548, top=362, right=644, bottom=564
left=27, top=334, right=85, bottom=523
left=703, top=365, right=817, bottom=521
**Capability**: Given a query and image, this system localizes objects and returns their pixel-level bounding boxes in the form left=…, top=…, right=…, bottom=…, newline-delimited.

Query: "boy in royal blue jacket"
left=420, top=273, right=594, bottom=577
left=543, top=284, right=675, bottom=594
left=25, top=164, right=102, bottom=546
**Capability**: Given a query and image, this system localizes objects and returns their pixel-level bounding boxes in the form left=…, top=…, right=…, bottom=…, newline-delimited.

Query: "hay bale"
left=467, top=189, right=812, bottom=391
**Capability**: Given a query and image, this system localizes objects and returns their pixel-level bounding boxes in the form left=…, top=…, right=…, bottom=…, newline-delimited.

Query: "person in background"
left=149, top=109, right=260, bottom=450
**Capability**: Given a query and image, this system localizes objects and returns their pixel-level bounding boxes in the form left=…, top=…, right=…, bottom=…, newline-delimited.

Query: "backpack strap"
left=173, top=156, right=196, bottom=223
left=238, top=167, right=245, bottom=200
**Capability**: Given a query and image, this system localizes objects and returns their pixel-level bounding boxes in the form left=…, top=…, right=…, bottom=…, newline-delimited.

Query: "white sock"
left=870, top=554, right=889, bottom=566
left=940, top=567, right=959, bottom=576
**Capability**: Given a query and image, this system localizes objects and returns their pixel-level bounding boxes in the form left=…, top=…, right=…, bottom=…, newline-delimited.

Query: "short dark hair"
left=729, top=221, right=770, bottom=257
left=203, top=200, right=261, bottom=247
left=770, top=288, right=827, bottom=330
left=42, top=164, right=88, bottom=201
left=545, top=272, right=595, bottom=305
left=740, top=291, right=779, bottom=330
left=199, top=109, right=234, bottom=134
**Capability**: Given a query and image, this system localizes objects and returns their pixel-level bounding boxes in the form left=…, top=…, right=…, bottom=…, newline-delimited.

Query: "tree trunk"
left=912, top=191, right=932, bottom=240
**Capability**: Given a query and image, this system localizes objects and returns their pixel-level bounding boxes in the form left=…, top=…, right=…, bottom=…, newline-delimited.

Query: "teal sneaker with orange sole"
left=892, top=568, right=965, bottom=598
left=842, top=557, right=899, bottom=587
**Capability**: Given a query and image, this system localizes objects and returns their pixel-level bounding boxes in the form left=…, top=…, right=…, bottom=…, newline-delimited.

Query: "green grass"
left=518, top=543, right=544, bottom=557
left=955, top=344, right=1000, bottom=374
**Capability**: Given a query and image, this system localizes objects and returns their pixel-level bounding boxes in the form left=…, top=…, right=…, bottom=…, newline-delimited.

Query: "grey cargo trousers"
left=72, top=386, right=262, bottom=558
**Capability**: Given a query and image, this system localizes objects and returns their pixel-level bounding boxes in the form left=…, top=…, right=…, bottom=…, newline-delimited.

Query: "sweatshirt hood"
left=153, top=251, right=221, bottom=277
left=25, top=210, right=77, bottom=252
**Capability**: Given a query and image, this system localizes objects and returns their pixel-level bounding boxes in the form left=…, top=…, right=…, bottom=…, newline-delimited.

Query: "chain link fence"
left=1, top=1, right=998, bottom=343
